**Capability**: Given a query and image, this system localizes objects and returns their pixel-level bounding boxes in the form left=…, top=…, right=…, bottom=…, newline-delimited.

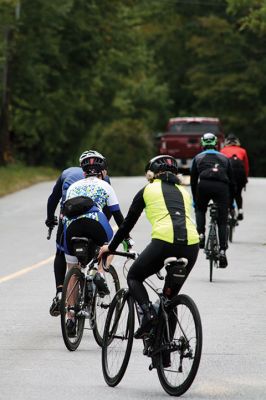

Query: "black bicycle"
left=101, top=251, right=202, bottom=397
left=60, top=237, right=120, bottom=351
left=204, top=203, right=220, bottom=282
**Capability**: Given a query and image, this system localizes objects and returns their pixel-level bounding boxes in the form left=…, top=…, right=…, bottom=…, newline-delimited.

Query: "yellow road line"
left=0, top=224, right=119, bottom=284
left=0, top=256, right=54, bottom=284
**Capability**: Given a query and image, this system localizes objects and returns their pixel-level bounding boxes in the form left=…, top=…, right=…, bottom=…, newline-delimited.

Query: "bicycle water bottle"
left=152, top=299, right=160, bottom=315
left=86, top=267, right=97, bottom=298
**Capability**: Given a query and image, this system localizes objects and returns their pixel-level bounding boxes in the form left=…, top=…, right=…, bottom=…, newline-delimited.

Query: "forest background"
left=1, top=0, right=266, bottom=176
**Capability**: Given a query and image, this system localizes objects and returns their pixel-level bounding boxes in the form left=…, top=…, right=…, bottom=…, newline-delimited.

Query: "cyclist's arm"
left=243, top=150, right=249, bottom=178
left=104, top=175, right=111, bottom=185
left=227, top=159, right=236, bottom=205
left=108, top=188, right=145, bottom=252
left=47, top=175, right=63, bottom=220
left=190, top=159, right=198, bottom=203
left=111, top=209, right=124, bottom=227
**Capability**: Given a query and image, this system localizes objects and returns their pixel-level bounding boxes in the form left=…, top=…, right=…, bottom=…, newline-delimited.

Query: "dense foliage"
left=0, top=0, right=266, bottom=175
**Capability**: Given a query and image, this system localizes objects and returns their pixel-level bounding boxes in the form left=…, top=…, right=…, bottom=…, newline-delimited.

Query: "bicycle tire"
left=102, top=288, right=135, bottom=387
left=208, top=224, right=218, bottom=282
left=60, top=267, right=85, bottom=351
left=92, top=265, right=120, bottom=347
left=156, top=294, right=202, bottom=397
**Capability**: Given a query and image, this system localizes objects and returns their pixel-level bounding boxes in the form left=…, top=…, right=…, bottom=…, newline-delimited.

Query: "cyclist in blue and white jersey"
left=46, top=151, right=111, bottom=317
left=63, top=151, right=131, bottom=336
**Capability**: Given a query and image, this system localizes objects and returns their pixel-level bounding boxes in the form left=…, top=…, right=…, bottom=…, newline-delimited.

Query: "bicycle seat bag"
left=163, top=257, right=187, bottom=298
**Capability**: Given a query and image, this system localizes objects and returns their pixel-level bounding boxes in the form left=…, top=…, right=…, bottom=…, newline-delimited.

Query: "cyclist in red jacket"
left=220, top=134, right=249, bottom=220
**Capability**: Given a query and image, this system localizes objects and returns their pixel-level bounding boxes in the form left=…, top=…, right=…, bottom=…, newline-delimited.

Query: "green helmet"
left=200, top=132, right=217, bottom=148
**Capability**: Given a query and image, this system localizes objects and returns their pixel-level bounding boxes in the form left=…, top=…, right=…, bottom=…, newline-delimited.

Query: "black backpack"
left=229, top=155, right=247, bottom=186
left=63, top=196, right=95, bottom=218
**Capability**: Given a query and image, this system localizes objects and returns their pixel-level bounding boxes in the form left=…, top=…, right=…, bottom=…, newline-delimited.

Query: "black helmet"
left=79, top=150, right=107, bottom=175
left=224, top=134, right=240, bottom=146
left=200, top=132, right=218, bottom=148
left=145, top=155, right=178, bottom=175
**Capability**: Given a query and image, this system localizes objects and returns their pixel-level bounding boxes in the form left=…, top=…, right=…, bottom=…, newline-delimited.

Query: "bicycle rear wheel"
left=156, top=294, right=202, bottom=397
left=208, top=226, right=218, bottom=282
left=60, top=267, right=85, bottom=351
left=92, top=265, right=120, bottom=347
left=102, top=288, right=135, bottom=387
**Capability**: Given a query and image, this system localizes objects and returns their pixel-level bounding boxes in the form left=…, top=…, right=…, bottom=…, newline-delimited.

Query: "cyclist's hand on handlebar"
left=122, top=238, right=134, bottom=252
left=45, top=216, right=58, bottom=228
left=98, top=244, right=110, bottom=260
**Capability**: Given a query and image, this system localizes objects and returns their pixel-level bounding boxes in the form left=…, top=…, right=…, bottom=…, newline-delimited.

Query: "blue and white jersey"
left=64, top=176, right=120, bottom=235
left=66, top=176, right=119, bottom=212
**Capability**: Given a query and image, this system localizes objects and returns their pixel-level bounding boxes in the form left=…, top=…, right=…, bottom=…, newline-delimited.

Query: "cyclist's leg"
left=127, top=240, right=166, bottom=337
left=50, top=218, right=66, bottom=316
left=213, top=182, right=230, bottom=268
left=235, top=182, right=245, bottom=220
left=214, top=182, right=230, bottom=251
left=195, top=181, right=211, bottom=246
left=127, top=239, right=166, bottom=305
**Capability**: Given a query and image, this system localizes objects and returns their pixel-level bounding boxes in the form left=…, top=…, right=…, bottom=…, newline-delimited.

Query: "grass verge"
left=0, top=164, right=59, bottom=197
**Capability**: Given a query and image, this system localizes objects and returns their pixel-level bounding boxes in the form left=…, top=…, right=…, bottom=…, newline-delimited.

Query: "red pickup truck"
left=158, top=117, right=224, bottom=171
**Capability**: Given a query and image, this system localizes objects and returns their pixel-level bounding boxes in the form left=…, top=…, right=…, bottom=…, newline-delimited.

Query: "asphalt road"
left=0, top=177, right=266, bottom=400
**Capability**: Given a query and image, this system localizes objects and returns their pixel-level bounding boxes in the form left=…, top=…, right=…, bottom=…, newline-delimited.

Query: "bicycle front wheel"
left=92, top=265, right=120, bottom=347
left=102, top=288, right=135, bottom=387
left=60, top=267, right=85, bottom=351
left=156, top=294, right=202, bottom=397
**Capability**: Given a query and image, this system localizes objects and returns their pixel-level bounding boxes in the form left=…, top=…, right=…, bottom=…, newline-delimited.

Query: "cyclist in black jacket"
left=45, top=150, right=111, bottom=317
left=190, top=133, right=235, bottom=268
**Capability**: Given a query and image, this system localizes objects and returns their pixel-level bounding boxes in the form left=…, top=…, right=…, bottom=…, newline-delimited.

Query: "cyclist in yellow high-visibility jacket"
left=99, top=155, right=199, bottom=339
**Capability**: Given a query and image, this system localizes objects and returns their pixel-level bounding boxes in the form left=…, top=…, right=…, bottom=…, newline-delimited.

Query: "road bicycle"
left=101, top=251, right=202, bottom=397
left=60, top=237, right=120, bottom=351
left=204, top=203, right=220, bottom=282
left=227, top=208, right=238, bottom=243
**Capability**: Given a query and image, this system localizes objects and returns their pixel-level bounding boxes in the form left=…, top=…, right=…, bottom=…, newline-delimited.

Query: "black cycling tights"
left=54, top=218, right=66, bottom=288
left=127, top=239, right=199, bottom=306
left=195, top=179, right=230, bottom=250
left=54, top=251, right=66, bottom=288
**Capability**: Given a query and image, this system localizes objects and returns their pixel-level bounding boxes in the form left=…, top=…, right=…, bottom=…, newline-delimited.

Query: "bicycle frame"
left=108, top=251, right=192, bottom=368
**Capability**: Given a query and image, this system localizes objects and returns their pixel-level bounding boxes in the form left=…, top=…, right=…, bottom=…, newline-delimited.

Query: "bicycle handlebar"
left=47, top=226, right=54, bottom=240
left=101, top=250, right=137, bottom=272
left=109, top=250, right=137, bottom=259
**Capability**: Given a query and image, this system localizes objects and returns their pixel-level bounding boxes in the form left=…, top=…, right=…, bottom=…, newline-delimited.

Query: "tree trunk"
left=0, top=27, right=12, bottom=166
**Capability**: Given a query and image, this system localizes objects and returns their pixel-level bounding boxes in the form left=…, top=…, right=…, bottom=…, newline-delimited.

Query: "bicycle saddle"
left=163, top=257, right=188, bottom=267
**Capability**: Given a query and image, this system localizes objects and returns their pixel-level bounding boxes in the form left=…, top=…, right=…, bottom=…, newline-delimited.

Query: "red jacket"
left=220, top=145, right=249, bottom=177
